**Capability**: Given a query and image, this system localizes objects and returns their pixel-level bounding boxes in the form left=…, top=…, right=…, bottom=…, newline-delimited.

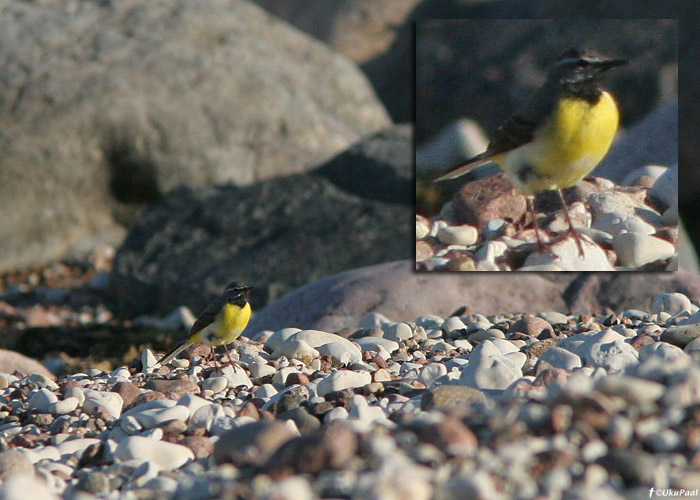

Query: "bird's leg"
left=556, top=189, right=585, bottom=258
left=527, top=196, right=545, bottom=250
left=222, top=342, right=239, bottom=373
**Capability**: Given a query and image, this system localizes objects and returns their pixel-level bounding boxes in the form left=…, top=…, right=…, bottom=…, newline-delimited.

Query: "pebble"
left=28, top=389, right=58, bottom=413
left=115, top=436, right=194, bottom=470
left=274, top=339, right=320, bottom=361
left=353, top=337, right=400, bottom=353
left=383, top=322, right=413, bottom=342
left=436, top=224, right=478, bottom=246
left=82, top=390, right=123, bottom=419
left=536, top=347, right=583, bottom=371
left=0, top=289, right=697, bottom=498
left=613, top=232, right=676, bottom=267
left=316, top=370, right=372, bottom=397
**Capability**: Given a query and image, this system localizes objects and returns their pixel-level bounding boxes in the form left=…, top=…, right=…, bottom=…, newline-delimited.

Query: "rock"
left=508, top=317, right=554, bottom=338
left=274, top=339, right=320, bottom=362
left=421, top=385, right=486, bottom=412
left=660, top=324, right=700, bottom=348
left=316, top=370, right=372, bottom=397
left=582, top=340, right=639, bottom=372
left=0, top=0, right=389, bottom=271
left=352, top=337, right=400, bottom=354
left=316, top=342, right=362, bottom=366
left=650, top=292, right=692, bottom=315
left=0, top=474, right=58, bottom=500
left=213, top=421, right=297, bottom=466
left=76, top=471, right=111, bottom=495
left=82, top=390, right=124, bottom=419
left=612, top=233, right=676, bottom=268
left=249, top=262, right=700, bottom=334
left=143, top=379, right=199, bottom=399
left=115, top=436, right=194, bottom=470
left=458, top=354, right=522, bottom=391
left=0, top=450, right=33, bottom=479
left=536, top=347, right=582, bottom=371
left=313, top=124, right=412, bottom=205
left=180, top=436, right=214, bottom=460
left=250, top=0, right=418, bottom=65
left=112, top=175, right=410, bottom=315
left=0, top=350, right=54, bottom=379
left=28, top=389, right=58, bottom=413
left=263, top=422, right=357, bottom=475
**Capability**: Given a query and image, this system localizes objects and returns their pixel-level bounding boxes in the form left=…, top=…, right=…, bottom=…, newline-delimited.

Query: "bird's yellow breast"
left=504, top=91, right=619, bottom=193
left=192, top=302, right=251, bottom=346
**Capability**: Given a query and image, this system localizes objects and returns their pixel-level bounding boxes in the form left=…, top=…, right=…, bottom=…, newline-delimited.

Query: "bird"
left=155, top=281, right=253, bottom=370
left=434, top=48, right=627, bottom=257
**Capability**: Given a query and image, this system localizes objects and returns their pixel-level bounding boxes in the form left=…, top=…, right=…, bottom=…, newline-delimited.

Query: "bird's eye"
left=577, top=59, right=590, bottom=67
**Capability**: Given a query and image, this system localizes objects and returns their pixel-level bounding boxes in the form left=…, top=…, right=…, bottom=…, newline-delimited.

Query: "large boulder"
left=0, top=0, right=390, bottom=272
left=111, top=174, right=411, bottom=317
left=246, top=260, right=700, bottom=334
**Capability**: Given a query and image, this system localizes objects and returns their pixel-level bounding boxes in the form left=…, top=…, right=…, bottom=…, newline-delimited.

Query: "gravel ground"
left=0, top=292, right=699, bottom=499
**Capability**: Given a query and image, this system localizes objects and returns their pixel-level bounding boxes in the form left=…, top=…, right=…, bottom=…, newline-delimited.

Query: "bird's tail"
left=433, top=152, right=493, bottom=182
left=155, top=341, right=191, bottom=366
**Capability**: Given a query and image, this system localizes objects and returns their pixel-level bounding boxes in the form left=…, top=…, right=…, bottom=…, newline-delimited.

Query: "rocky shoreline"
left=0, top=292, right=699, bottom=499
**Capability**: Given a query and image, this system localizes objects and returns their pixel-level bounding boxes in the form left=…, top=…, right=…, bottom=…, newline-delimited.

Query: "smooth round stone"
left=249, top=361, right=276, bottom=378
left=24, top=373, right=58, bottom=390
left=383, top=322, right=413, bottom=342
left=0, top=474, right=56, bottom=500
left=0, top=449, right=33, bottom=479
left=660, top=324, right=700, bottom=348
left=458, top=354, right=522, bottom=391
left=28, top=389, right=58, bottom=413
left=684, top=337, right=700, bottom=353
left=416, top=220, right=429, bottom=240
left=263, top=327, right=302, bottom=354
left=116, top=436, right=194, bottom=470
left=133, top=405, right=190, bottom=429
left=201, top=376, right=228, bottom=394
left=120, top=415, right=143, bottom=434
left=415, top=315, right=444, bottom=329
left=437, top=224, right=478, bottom=246
left=83, top=390, right=123, bottom=419
left=76, top=470, right=111, bottom=494
left=596, top=375, right=665, bottom=405
left=289, top=330, right=360, bottom=356
left=468, top=339, right=502, bottom=360
left=316, top=341, right=361, bottom=366
left=613, top=232, right=676, bottom=267
left=56, top=438, right=101, bottom=458
left=111, top=366, right=131, bottom=379
left=593, top=210, right=655, bottom=236
left=504, top=351, right=527, bottom=369
left=212, top=421, right=297, bottom=466
left=452, top=339, right=473, bottom=351
left=474, top=240, right=508, bottom=262
left=638, top=342, right=686, bottom=362
left=583, top=340, right=639, bottom=372
left=647, top=428, right=682, bottom=453
left=441, top=316, right=467, bottom=334
left=64, top=387, right=85, bottom=405
left=316, top=370, right=372, bottom=397
left=48, top=397, right=79, bottom=415
left=420, top=385, right=486, bottom=412
left=353, top=337, right=400, bottom=354
left=536, top=311, right=571, bottom=325
left=176, top=395, right=209, bottom=418
left=324, top=406, right=349, bottom=423
left=272, top=367, right=301, bottom=386
left=254, top=384, right=278, bottom=399
left=189, top=404, right=226, bottom=432
left=274, top=339, right=319, bottom=361
left=417, top=364, right=448, bottom=388
left=651, top=293, right=692, bottom=316
left=467, top=328, right=505, bottom=342
left=536, top=347, right=582, bottom=371
left=358, top=312, right=392, bottom=329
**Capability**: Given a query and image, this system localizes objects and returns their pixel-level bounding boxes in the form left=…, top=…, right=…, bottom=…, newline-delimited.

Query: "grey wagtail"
left=156, top=281, right=252, bottom=370
left=435, top=48, right=627, bottom=257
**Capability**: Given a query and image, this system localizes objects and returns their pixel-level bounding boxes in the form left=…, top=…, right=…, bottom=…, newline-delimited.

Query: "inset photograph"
left=416, top=19, right=678, bottom=271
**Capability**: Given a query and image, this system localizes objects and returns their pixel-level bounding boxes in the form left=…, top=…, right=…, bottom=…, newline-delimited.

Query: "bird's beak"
left=597, top=58, right=628, bottom=71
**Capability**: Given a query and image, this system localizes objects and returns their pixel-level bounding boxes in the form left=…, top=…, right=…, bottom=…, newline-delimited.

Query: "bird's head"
left=551, top=47, right=627, bottom=90
left=224, top=281, right=253, bottom=302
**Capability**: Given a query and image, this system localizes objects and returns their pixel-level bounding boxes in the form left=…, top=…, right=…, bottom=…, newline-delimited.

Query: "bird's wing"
left=435, top=87, right=555, bottom=182
left=189, top=296, right=225, bottom=335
